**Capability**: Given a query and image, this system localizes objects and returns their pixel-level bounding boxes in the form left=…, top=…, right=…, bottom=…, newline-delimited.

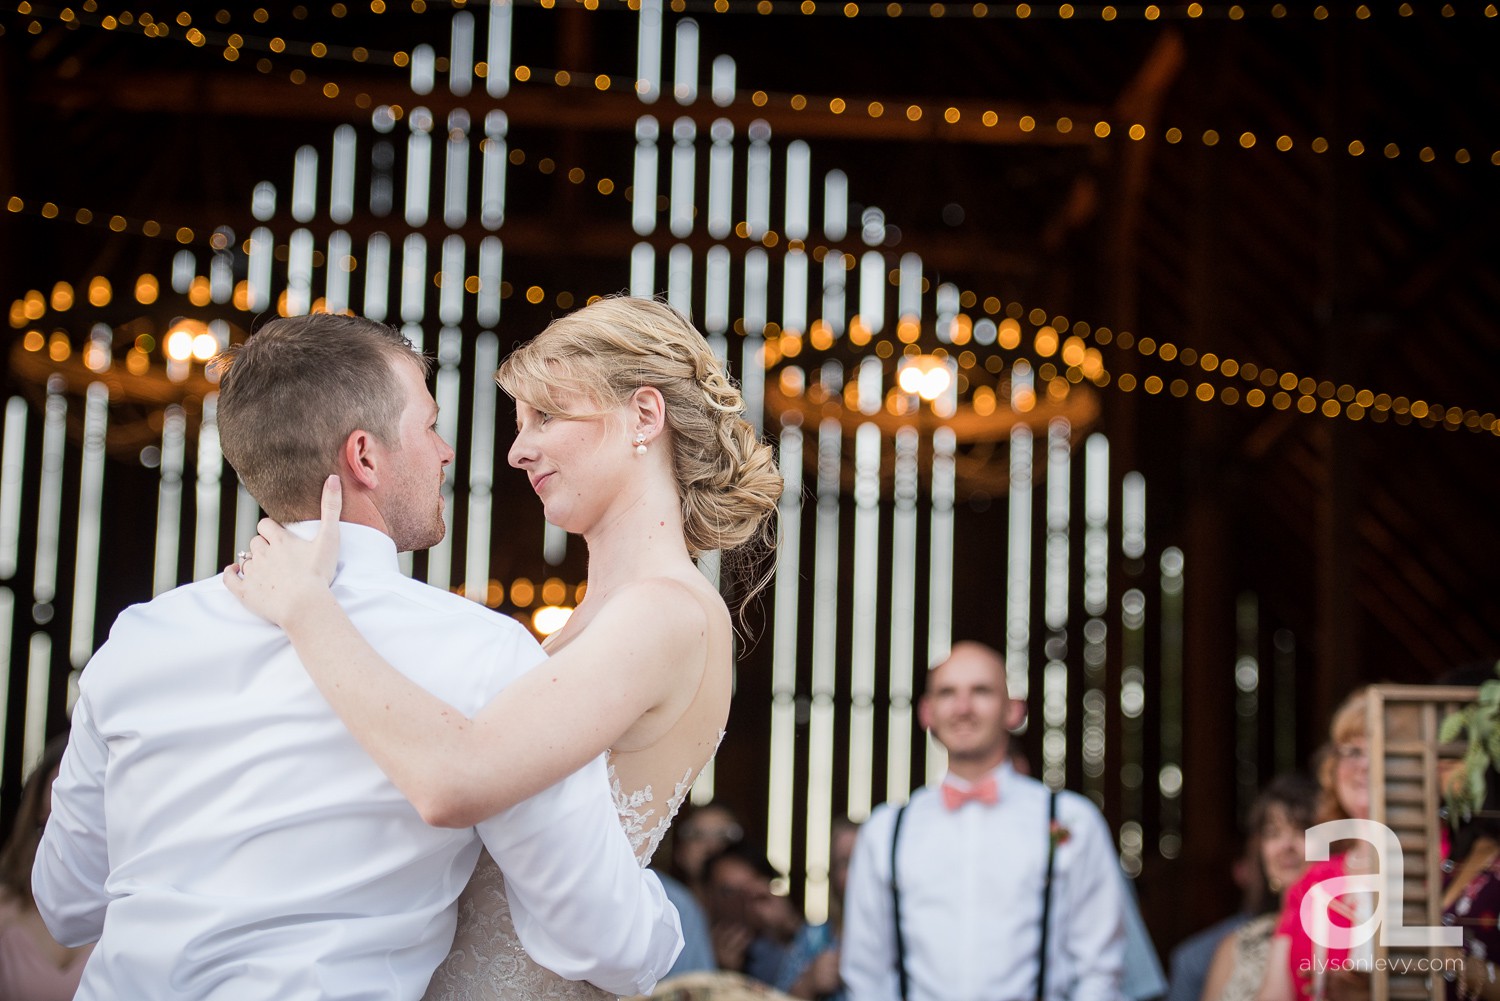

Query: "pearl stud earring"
left=634, top=434, right=648, bottom=456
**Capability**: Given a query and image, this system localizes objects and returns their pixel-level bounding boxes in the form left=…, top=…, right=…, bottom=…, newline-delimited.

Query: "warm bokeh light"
left=532, top=605, right=573, bottom=637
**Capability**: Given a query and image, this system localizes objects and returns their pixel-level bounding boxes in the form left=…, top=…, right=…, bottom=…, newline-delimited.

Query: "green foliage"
left=1441, top=661, right=1500, bottom=828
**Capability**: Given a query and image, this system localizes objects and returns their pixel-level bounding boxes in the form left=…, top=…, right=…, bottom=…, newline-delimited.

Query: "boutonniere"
left=1049, top=820, right=1071, bottom=849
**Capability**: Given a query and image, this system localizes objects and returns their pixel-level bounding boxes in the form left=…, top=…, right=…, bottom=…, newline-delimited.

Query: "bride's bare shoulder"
left=608, top=574, right=728, bottom=626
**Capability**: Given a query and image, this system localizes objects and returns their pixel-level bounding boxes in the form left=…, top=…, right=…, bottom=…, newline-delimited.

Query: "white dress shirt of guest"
left=840, top=642, right=1127, bottom=1001
left=33, top=318, right=681, bottom=1001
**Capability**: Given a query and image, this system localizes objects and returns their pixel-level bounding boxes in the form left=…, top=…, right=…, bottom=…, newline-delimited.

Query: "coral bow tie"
left=940, top=775, right=999, bottom=811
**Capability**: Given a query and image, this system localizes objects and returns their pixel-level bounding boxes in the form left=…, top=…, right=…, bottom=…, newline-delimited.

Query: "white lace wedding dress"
left=423, top=744, right=714, bottom=1001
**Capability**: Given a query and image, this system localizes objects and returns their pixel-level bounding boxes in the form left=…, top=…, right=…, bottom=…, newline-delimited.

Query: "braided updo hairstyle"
left=497, top=296, right=782, bottom=568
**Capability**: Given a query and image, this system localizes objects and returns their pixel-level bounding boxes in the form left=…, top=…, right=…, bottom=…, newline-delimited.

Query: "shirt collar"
left=284, top=521, right=401, bottom=578
left=941, top=759, right=1015, bottom=790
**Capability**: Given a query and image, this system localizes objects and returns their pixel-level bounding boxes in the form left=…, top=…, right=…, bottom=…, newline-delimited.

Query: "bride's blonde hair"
left=497, top=296, right=781, bottom=564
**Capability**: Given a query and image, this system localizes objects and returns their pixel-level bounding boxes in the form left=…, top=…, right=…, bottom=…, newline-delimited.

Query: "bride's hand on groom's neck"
left=225, top=476, right=343, bottom=628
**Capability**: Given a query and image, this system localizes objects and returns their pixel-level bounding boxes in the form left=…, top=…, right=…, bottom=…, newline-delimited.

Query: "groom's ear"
left=340, top=429, right=382, bottom=491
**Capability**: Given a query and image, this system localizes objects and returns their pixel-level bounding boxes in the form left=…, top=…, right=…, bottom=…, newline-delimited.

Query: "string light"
left=8, top=158, right=1494, bottom=438
left=27, top=5, right=1500, bottom=170
left=41, top=0, right=1497, bottom=24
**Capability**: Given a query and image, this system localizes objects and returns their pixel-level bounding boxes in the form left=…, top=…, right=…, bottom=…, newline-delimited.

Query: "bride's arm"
left=227, top=482, right=707, bottom=828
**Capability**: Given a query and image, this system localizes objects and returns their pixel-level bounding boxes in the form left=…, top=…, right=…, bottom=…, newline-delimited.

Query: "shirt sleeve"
left=1059, top=794, right=1127, bottom=1001
left=32, top=686, right=112, bottom=947
left=474, top=753, right=682, bottom=997
left=840, top=806, right=903, bottom=1001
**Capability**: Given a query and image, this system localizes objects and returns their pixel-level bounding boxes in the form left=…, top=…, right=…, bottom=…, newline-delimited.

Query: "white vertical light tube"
left=806, top=363, right=843, bottom=924
left=0, top=588, right=12, bottom=751
left=1159, top=547, right=1185, bottom=860
left=1119, top=471, right=1148, bottom=876
left=24, top=633, right=51, bottom=776
left=287, top=228, right=314, bottom=316
left=746, top=121, right=772, bottom=240
left=400, top=233, right=428, bottom=353
left=248, top=226, right=274, bottom=313
left=710, top=54, right=735, bottom=107
left=449, top=11, right=475, bottom=97
left=481, top=111, right=509, bottom=231
left=292, top=145, right=318, bottom=223
left=741, top=249, right=768, bottom=432
left=898, top=253, right=923, bottom=324
left=466, top=332, right=500, bottom=604
left=928, top=427, right=956, bottom=665
left=251, top=180, right=276, bottom=222
left=859, top=251, right=886, bottom=336
left=848, top=359, right=883, bottom=821
left=405, top=108, right=434, bottom=228
left=193, top=394, right=223, bottom=582
left=636, top=0, right=662, bottom=104
left=1082, top=434, right=1110, bottom=802
left=673, top=18, right=698, bottom=105
left=153, top=405, right=187, bottom=596
left=632, top=117, right=659, bottom=297
left=210, top=251, right=234, bottom=304
left=704, top=245, right=731, bottom=335
left=330, top=125, right=357, bottom=224
left=767, top=418, right=804, bottom=881
left=785, top=141, right=811, bottom=241
left=325, top=231, right=352, bottom=313
left=0, top=397, right=29, bottom=580
left=1005, top=362, right=1035, bottom=706
left=935, top=282, right=959, bottom=344
left=670, top=118, right=696, bottom=240
left=69, top=383, right=108, bottom=667
left=477, top=236, right=503, bottom=328
left=485, top=0, right=512, bottom=99
left=410, top=44, right=436, bottom=95
left=633, top=116, right=660, bottom=237
left=33, top=381, right=66, bottom=612
left=1041, top=417, right=1072, bottom=788
left=363, top=233, right=392, bottom=322
left=426, top=237, right=465, bottom=590
left=444, top=109, right=472, bottom=229
left=822, top=171, right=848, bottom=334
left=783, top=141, right=810, bottom=335
left=707, top=120, right=734, bottom=240
left=631, top=244, right=656, bottom=298
left=888, top=427, right=919, bottom=803
left=667, top=245, right=693, bottom=317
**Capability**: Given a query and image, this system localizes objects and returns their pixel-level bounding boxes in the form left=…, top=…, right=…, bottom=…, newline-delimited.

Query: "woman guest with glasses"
left=1255, top=689, right=1373, bottom=1001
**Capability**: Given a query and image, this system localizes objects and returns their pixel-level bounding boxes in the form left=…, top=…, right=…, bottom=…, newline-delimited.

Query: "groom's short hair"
left=216, top=313, right=429, bottom=523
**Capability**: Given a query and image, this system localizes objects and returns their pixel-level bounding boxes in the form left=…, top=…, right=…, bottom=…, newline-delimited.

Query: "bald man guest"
left=840, top=641, right=1127, bottom=1001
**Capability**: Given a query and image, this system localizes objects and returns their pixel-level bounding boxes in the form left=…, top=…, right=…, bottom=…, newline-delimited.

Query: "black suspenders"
left=888, top=789, right=1060, bottom=1001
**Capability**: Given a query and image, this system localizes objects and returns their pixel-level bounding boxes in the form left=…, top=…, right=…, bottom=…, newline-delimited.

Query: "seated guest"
left=1200, top=773, right=1319, bottom=1001
left=0, top=737, right=91, bottom=1000
left=782, top=819, right=859, bottom=1000
left=1258, top=688, right=1371, bottom=1001
left=703, top=842, right=806, bottom=986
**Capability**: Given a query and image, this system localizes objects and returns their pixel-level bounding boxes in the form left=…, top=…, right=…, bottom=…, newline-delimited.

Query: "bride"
left=227, top=297, right=781, bottom=999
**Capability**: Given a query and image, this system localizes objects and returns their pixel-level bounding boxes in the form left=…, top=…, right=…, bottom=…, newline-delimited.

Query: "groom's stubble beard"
left=381, top=461, right=448, bottom=554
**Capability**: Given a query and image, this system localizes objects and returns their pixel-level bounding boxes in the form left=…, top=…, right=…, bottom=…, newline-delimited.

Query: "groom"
left=33, top=313, right=683, bottom=999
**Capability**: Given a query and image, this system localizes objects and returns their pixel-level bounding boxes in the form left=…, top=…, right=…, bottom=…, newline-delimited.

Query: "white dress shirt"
left=34, top=523, right=682, bottom=1001
left=841, top=763, right=1125, bottom=1001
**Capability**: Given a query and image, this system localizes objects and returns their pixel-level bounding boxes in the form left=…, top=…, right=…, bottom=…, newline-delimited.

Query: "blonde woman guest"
left=229, top=297, right=782, bottom=1001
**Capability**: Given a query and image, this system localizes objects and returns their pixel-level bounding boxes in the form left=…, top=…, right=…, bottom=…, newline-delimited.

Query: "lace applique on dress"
left=423, top=732, right=727, bottom=1001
